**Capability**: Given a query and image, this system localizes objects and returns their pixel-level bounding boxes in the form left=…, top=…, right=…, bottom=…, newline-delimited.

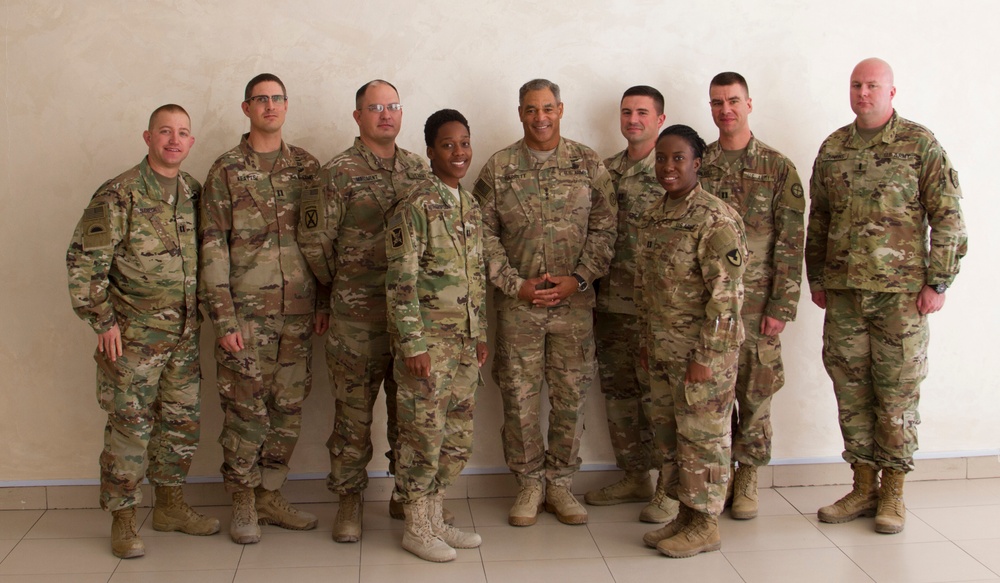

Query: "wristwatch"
left=572, top=273, right=588, bottom=292
left=931, top=283, right=948, bottom=294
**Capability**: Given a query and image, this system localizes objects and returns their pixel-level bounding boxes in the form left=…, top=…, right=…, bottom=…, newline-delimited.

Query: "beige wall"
left=1, top=0, right=996, bottom=485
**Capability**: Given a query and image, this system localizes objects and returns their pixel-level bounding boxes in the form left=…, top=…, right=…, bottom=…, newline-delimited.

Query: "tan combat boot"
left=875, top=468, right=906, bottom=534
left=390, top=496, right=455, bottom=525
left=230, top=489, right=261, bottom=544
left=255, top=486, right=318, bottom=530
left=584, top=470, right=654, bottom=506
left=333, top=492, right=363, bottom=543
left=730, top=464, right=759, bottom=520
left=643, top=502, right=690, bottom=548
left=402, top=497, right=456, bottom=562
left=817, top=463, right=879, bottom=523
left=110, top=507, right=145, bottom=559
left=656, top=509, right=722, bottom=558
left=152, top=485, right=220, bottom=535
left=429, top=492, right=481, bottom=548
left=508, top=477, right=544, bottom=527
left=545, top=482, right=588, bottom=525
left=640, top=469, right=679, bottom=523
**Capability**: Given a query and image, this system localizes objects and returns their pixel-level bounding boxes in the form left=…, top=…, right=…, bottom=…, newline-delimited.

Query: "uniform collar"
left=238, top=133, right=293, bottom=170
left=607, top=147, right=656, bottom=178
left=139, top=157, right=193, bottom=203
left=846, top=110, right=900, bottom=149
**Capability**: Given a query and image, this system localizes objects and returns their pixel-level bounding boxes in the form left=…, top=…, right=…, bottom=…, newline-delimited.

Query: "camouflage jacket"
left=297, top=137, right=429, bottom=322
left=700, top=136, right=805, bottom=322
left=199, top=135, right=326, bottom=338
left=386, top=176, right=487, bottom=357
left=635, top=184, right=747, bottom=370
left=473, top=137, right=617, bottom=310
left=596, top=148, right=663, bottom=316
left=806, top=111, right=968, bottom=293
left=67, top=157, right=200, bottom=335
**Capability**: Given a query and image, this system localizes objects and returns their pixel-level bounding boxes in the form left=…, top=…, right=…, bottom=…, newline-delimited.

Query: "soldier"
left=699, top=72, right=805, bottom=520
left=298, top=80, right=433, bottom=543
left=585, top=85, right=679, bottom=524
left=66, top=104, right=220, bottom=559
left=807, top=58, right=967, bottom=534
left=200, top=74, right=327, bottom=545
left=386, top=109, right=488, bottom=562
left=637, top=125, right=747, bottom=558
left=473, top=79, right=617, bottom=527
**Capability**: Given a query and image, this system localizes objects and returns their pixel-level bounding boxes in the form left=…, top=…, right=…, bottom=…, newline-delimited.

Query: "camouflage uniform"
left=806, top=111, right=967, bottom=472
left=635, top=184, right=747, bottom=515
left=595, top=149, right=663, bottom=473
left=386, top=176, right=487, bottom=503
left=67, top=158, right=201, bottom=511
left=298, top=137, right=429, bottom=494
left=473, top=138, right=617, bottom=487
left=200, top=135, right=325, bottom=493
left=700, top=137, right=805, bottom=466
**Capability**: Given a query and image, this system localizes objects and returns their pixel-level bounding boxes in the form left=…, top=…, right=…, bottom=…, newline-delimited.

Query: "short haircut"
left=710, top=72, right=749, bottom=96
left=657, top=124, right=707, bottom=160
left=519, top=79, right=560, bottom=105
left=148, top=104, right=190, bottom=131
left=424, top=109, right=470, bottom=148
left=244, top=73, right=286, bottom=101
left=355, top=79, right=399, bottom=109
left=621, top=85, right=665, bottom=115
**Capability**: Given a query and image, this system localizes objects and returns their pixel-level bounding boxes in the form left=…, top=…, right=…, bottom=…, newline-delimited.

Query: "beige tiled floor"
left=2, top=479, right=999, bottom=583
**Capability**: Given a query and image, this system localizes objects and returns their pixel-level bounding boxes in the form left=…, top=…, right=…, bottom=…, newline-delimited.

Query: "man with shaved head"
left=806, top=58, right=967, bottom=534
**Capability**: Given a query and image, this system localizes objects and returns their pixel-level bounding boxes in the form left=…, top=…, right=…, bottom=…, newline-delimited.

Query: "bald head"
left=850, top=57, right=896, bottom=129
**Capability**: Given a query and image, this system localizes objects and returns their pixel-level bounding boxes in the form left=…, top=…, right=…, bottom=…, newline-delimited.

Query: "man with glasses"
left=201, top=73, right=326, bottom=544
left=299, top=79, right=430, bottom=543
left=473, top=79, right=616, bottom=527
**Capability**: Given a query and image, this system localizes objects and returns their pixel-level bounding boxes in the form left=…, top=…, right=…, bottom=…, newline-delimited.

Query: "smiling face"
left=655, top=134, right=701, bottom=198
left=709, top=83, right=752, bottom=139
left=518, top=88, right=563, bottom=150
left=242, top=80, right=287, bottom=136
left=620, top=95, right=665, bottom=149
left=427, top=121, right=472, bottom=188
left=143, top=110, right=194, bottom=177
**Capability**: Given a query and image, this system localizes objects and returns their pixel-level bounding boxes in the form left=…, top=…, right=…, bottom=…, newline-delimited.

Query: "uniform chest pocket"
left=234, top=185, right=275, bottom=231
left=496, top=178, right=533, bottom=233
left=871, top=156, right=921, bottom=213
left=344, top=186, right=389, bottom=235
left=125, top=207, right=181, bottom=273
left=545, top=173, right=591, bottom=223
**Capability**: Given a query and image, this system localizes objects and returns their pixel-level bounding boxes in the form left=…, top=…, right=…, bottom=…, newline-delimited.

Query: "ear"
left=693, top=157, right=702, bottom=172
left=746, top=97, right=753, bottom=113
left=242, top=101, right=251, bottom=118
left=556, top=102, right=564, bottom=119
left=353, top=109, right=362, bottom=125
left=656, top=113, right=666, bottom=129
left=426, top=146, right=434, bottom=160
left=143, top=130, right=152, bottom=147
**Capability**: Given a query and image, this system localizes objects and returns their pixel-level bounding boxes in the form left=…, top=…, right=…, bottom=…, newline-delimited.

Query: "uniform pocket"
left=94, top=350, right=136, bottom=414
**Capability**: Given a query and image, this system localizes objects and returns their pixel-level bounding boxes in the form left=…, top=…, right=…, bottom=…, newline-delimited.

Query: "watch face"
left=934, top=284, right=948, bottom=294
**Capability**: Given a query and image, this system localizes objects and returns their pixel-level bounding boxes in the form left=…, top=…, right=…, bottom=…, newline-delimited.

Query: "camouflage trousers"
left=216, top=313, right=315, bottom=493
left=94, top=320, right=201, bottom=511
left=325, top=318, right=399, bottom=495
left=823, top=289, right=927, bottom=473
left=595, top=311, right=654, bottom=472
left=494, top=305, right=595, bottom=488
left=393, top=335, right=479, bottom=503
left=647, top=350, right=736, bottom=516
left=731, top=309, right=785, bottom=467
